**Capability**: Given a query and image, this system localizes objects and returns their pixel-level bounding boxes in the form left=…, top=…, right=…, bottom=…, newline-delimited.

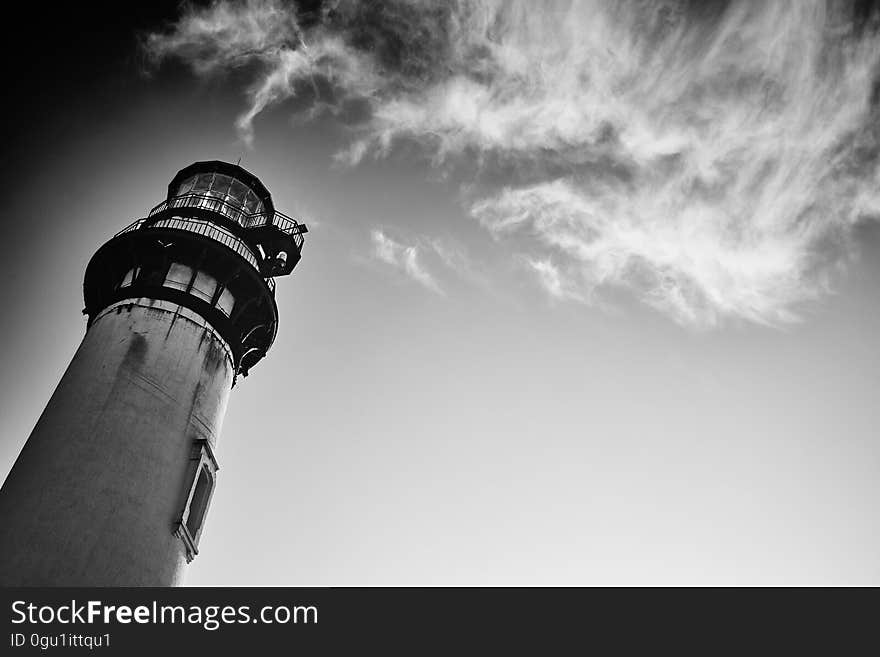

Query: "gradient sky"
left=1, top=1, right=879, bottom=585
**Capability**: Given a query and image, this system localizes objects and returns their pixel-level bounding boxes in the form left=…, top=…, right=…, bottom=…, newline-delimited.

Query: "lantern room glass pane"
left=193, top=174, right=211, bottom=191
left=229, top=179, right=248, bottom=205
left=210, top=174, right=232, bottom=197
left=166, top=169, right=268, bottom=229
left=176, top=176, right=196, bottom=196
left=244, top=190, right=259, bottom=213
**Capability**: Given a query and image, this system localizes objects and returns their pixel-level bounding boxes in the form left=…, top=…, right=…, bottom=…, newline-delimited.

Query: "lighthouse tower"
left=0, top=161, right=306, bottom=586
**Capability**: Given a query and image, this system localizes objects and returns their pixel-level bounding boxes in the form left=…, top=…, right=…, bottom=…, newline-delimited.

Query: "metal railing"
left=115, top=218, right=147, bottom=236
left=148, top=192, right=306, bottom=251
left=150, top=217, right=261, bottom=271
left=113, top=217, right=277, bottom=294
left=267, top=211, right=306, bottom=250
left=151, top=193, right=250, bottom=226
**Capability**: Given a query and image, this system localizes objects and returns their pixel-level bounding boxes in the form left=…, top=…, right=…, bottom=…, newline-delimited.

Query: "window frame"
left=174, top=438, right=219, bottom=563
left=118, top=266, right=140, bottom=288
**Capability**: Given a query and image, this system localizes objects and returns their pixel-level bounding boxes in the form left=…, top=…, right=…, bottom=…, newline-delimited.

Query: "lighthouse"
left=0, top=161, right=306, bottom=586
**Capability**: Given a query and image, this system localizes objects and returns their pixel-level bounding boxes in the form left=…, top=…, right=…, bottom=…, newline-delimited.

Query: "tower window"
left=164, top=262, right=193, bottom=291
left=190, top=271, right=218, bottom=303
left=185, top=466, right=212, bottom=538
left=217, top=287, right=235, bottom=317
left=161, top=263, right=237, bottom=317
left=175, top=439, right=219, bottom=563
left=119, top=267, right=139, bottom=288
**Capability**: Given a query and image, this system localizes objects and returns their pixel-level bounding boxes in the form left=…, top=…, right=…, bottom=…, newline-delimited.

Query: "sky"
left=0, top=0, right=879, bottom=585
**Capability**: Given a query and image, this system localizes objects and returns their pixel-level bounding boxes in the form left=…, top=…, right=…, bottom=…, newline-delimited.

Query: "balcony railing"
left=148, top=192, right=306, bottom=251
left=114, top=216, right=277, bottom=293
left=268, top=211, right=306, bottom=250
left=150, top=217, right=261, bottom=271
left=115, top=218, right=147, bottom=236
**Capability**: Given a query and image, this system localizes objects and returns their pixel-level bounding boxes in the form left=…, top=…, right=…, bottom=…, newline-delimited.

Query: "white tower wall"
left=0, top=298, right=233, bottom=586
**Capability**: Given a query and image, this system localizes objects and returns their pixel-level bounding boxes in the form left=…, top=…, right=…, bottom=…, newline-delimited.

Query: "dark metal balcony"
left=149, top=192, right=307, bottom=252
left=115, top=216, right=264, bottom=280
left=115, top=190, right=308, bottom=281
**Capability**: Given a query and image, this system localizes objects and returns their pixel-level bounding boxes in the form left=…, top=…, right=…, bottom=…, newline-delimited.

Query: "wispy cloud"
left=371, top=229, right=444, bottom=294
left=146, top=0, right=880, bottom=327
left=525, top=257, right=583, bottom=303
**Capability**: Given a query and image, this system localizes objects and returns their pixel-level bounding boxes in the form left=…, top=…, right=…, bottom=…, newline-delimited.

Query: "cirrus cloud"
left=371, top=229, right=444, bottom=294
left=146, top=0, right=880, bottom=327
